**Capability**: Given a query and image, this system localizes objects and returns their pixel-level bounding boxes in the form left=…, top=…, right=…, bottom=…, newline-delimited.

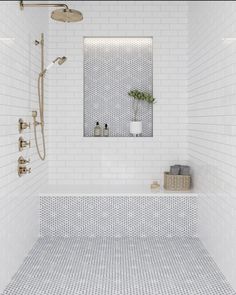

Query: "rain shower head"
left=20, top=1, right=83, bottom=23
left=51, top=8, right=83, bottom=23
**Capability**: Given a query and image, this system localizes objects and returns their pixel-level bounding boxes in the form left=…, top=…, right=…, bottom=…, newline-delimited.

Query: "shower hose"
left=33, top=73, right=46, bottom=160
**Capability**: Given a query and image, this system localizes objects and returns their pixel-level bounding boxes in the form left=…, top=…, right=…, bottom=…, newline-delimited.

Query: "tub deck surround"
left=39, top=186, right=198, bottom=238
left=39, top=184, right=198, bottom=197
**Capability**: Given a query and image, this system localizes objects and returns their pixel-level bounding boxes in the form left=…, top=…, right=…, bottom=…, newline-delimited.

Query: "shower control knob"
left=18, top=156, right=30, bottom=165
left=18, top=137, right=31, bottom=151
left=18, top=165, right=31, bottom=177
left=18, top=118, right=30, bottom=133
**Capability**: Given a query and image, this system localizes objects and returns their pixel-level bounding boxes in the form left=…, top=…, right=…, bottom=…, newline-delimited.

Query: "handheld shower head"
left=42, top=56, right=67, bottom=75
left=58, top=56, right=67, bottom=65
left=52, top=56, right=67, bottom=66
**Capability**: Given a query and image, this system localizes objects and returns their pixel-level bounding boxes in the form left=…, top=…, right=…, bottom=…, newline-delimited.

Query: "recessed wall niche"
left=84, top=37, right=153, bottom=137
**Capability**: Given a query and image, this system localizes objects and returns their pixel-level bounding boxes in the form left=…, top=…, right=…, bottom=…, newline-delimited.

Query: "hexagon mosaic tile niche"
left=84, top=37, right=153, bottom=137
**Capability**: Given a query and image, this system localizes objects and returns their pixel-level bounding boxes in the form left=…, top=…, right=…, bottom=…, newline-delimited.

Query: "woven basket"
left=164, top=172, right=191, bottom=191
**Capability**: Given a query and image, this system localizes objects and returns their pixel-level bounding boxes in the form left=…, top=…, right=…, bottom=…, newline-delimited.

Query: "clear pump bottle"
left=103, top=124, right=109, bottom=137
left=94, top=122, right=102, bottom=137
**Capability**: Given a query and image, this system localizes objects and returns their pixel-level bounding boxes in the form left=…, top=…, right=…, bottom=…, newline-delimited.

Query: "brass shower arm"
left=20, top=1, right=69, bottom=11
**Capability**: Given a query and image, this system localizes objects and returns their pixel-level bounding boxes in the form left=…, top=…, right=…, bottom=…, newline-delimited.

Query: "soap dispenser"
left=94, top=122, right=102, bottom=137
left=103, top=123, right=109, bottom=137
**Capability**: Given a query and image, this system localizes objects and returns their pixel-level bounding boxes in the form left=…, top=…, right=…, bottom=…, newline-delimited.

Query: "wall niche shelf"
left=84, top=37, right=153, bottom=137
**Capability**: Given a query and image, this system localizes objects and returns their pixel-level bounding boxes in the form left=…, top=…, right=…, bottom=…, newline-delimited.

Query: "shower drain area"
left=3, top=237, right=235, bottom=295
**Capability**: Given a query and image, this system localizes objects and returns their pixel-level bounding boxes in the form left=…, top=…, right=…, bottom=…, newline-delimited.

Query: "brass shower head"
left=51, top=8, right=83, bottom=23
left=41, top=56, right=67, bottom=76
left=19, top=1, right=83, bottom=22
left=57, top=56, right=67, bottom=65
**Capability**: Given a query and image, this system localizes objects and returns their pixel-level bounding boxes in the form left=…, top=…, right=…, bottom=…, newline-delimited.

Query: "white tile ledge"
left=39, top=185, right=198, bottom=197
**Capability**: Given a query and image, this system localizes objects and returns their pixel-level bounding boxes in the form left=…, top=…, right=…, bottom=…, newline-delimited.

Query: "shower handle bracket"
left=32, top=111, right=42, bottom=126
left=33, top=120, right=42, bottom=127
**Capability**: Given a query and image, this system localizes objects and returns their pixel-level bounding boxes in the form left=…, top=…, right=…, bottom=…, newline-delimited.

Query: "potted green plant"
left=128, top=90, right=155, bottom=136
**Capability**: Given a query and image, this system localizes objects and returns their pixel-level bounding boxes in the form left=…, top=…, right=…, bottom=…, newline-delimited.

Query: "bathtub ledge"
left=39, top=185, right=198, bottom=197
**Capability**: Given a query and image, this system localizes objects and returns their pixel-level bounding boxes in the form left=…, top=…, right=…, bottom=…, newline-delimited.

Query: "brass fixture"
left=20, top=1, right=69, bottom=10
left=18, top=136, right=30, bottom=151
left=18, top=118, right=30, bottom=133
left=32, top=111, right=41, bottom=126
left=33, top=33, right=46, bottom=160
left=18, top=156, right=30, bottom=165
left=32, top=110, right=37, bottom=118
left=18, top=165, right=31, bottom=177
left=19, top=1, right=83, bottom=22
left=51, top=8, right=83, bottom=23
left=32, top=33, right=67, bottom=161
left=40, top=56, right=67, bottom=77
left=18, top=156, right=31, bottom=177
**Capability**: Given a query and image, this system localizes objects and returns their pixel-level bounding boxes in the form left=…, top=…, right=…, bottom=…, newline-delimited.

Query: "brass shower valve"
left=17, top=156, right=31, bottom=177
left=18, top=165, right=31, bottom=177
left=18, top=156, right=30, bottom=165
left=18, top=136, right=31, bottom=151
left=18, top=118, right=30, bottom=133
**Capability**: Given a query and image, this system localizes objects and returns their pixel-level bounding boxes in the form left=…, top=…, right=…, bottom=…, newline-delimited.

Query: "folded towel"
left=170, top=165, right=181, bottom=175
left=180, top=165, right=190, bottom=175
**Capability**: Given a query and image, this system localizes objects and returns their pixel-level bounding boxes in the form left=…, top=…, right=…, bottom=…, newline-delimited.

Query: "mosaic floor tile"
left=3, top=237, right=235, bottom=295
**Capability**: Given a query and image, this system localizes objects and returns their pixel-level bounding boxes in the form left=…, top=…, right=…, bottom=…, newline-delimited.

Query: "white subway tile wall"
left=188, top=1, right=236, bottom=291
left=1, top=0, right=236, bottom=293
left=0, top=1, right=48, bottom=292
left=47, top=1, right=189, bottom=186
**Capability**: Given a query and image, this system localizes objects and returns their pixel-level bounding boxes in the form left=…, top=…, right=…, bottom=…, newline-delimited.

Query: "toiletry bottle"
left=103, top=124, right=109, bottom=137
left=94, top=122, right=102, bottom=137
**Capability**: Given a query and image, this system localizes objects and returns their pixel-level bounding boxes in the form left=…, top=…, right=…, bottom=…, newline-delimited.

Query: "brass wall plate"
left=18, top=165, right=24, bottom=177
left=18, top=118, right=24, bottom=133
left=18, top=156, right=31, bottom=177
left=18, top=118, right=30, bottom=133
left=18, top=136, right=24, bottom=151
left=18, top=137, right=30, bottom=151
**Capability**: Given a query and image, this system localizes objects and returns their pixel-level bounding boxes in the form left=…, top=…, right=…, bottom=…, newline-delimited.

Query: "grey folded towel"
left=170, top=165, right=181, bottom=175
left=180, top=165, right=190, bottom=175
left=170, top=165, right=190, bottom=176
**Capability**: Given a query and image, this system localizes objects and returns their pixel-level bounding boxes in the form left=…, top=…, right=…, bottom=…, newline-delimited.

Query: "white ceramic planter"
left=130, top=121, right=142, bottom=136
